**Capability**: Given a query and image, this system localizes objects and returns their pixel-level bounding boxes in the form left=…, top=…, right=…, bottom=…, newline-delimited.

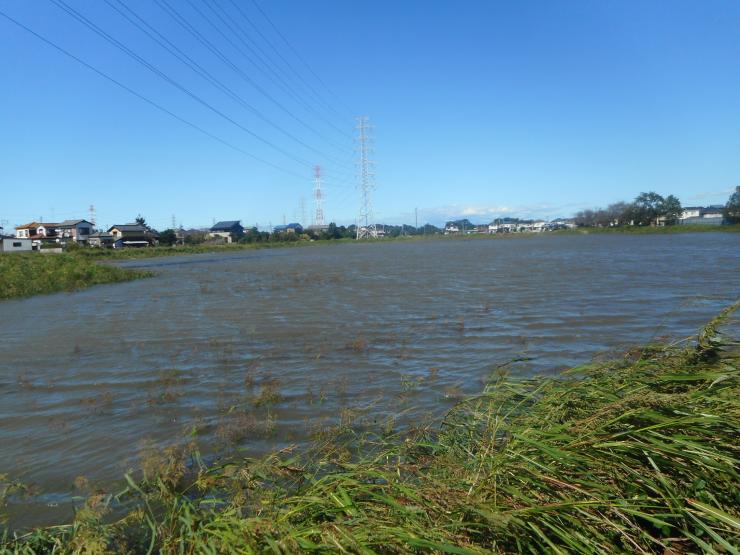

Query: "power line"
left=153, top=0, right=353, bottom=165
left=48, top=0, right=319, bottom=170
left=104, top=0, right=350, bottom=169
left=250, top=0, right=355, bottom=118
left=224, top=0, right=348, bottom=126
left=200, top=0, right=352, bottom=144
left=0, top=8, right=307, bottom=179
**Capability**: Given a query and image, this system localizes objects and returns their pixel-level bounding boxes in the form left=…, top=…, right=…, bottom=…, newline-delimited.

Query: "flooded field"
left=1, top=232, right=738, bottom=527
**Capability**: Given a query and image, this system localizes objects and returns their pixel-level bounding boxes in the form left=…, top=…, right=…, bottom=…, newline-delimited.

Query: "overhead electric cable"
left=104, top=0, right=350, bottom=169
left=249, top=0, right=355, bottom=118
left=154, top=0, right=352, bottom=162
left=225, top=0, right=349, bottom=124
left=0, top=8, right=306, bottom=179
left=47, top=0, right=317, bottom=169
left=203, top=0, right=354, bottom=141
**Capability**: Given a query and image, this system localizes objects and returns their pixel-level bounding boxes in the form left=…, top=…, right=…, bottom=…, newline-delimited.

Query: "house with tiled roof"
left=208, top=221, right=244, bottom=243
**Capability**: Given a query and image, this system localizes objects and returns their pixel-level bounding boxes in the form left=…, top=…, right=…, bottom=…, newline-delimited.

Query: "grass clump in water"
left=0, top=253, right=151, bottom=300
left=2, top=304, right=739, bottom=553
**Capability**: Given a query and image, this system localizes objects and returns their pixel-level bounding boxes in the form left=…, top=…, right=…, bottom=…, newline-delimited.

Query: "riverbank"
left=554, top=223, right=740, bottom=236
left=75, top=223, right=740, bottom=261
left=0, top=253, right=152, bottom=300
left=2, top=303, right=737, bottom=553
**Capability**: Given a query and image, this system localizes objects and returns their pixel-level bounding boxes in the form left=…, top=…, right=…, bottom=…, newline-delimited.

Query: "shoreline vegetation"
left=1, top=225, right=737, bottom=301
left=0, top=253, right=152, bottom=301
left=1, top=303, right=738, bottom=553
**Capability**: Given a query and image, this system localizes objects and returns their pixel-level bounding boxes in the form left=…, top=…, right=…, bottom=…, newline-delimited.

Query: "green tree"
left=326, top=222, right=342, bottom=240
left=159, top=229, right=177, bottom=246
left=724, top=186, right=740, bottom=224
left=660, top=195, right=682, bottom=225
left=632, top=192, right=665, bottom=225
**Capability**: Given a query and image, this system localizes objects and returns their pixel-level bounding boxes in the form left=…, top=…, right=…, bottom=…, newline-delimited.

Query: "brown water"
left=1, top=233, right=738, bottom=527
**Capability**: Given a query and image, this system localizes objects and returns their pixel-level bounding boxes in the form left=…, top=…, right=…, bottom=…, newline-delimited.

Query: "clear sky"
left=1, top=0, right=738, bottom=231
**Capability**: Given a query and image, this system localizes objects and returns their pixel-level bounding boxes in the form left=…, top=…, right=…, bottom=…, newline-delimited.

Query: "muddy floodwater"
left=1, top=233, right=738, bottom=527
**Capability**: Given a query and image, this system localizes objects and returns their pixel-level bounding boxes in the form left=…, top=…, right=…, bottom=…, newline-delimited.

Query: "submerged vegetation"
left=1, top=304, right=738, bottom=553
left=0, top=253, right=151, bottom=300
left=2, top=224, right=738, bottom=302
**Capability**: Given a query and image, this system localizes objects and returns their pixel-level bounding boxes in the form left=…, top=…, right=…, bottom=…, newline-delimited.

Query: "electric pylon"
left=313, top=165, right=325, bottom=227
left=356, top=116, right=377, bottom=239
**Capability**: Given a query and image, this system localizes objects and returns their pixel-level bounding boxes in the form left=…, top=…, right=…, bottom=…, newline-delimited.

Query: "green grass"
left=0, top=253, right=152, bottom=300
left=2, top=303, right=738, bottom=553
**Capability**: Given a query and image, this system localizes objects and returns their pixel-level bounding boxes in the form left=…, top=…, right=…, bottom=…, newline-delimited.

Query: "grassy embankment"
left=0, top=253, right=152, bottom=301
left=1, top=303, right=738, bottom=553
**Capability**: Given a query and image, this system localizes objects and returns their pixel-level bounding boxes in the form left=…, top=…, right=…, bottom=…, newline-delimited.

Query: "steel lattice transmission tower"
left=355, top=116, right=377, bottom=239
left=313, top=165, right=325, bottom=226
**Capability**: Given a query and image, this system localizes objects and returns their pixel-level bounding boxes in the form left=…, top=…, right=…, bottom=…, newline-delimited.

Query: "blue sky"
left=1, top=0, right=738, bottom=230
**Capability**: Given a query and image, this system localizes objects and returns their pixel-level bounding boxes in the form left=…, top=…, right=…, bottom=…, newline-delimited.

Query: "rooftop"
left=57, top=219, right=93, bottom=227
left=109, top=224, right=148, bottom=233
left=211, top=220, right=242, bottom=231
left=15, top=221, right=59, bottom=229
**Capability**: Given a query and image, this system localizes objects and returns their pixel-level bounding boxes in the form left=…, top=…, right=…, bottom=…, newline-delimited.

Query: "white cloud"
left=687, top=188, right=734, bottom=202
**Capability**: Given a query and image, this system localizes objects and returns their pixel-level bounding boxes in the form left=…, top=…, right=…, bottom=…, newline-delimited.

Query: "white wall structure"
left=0, top=237, right=33, bottom=252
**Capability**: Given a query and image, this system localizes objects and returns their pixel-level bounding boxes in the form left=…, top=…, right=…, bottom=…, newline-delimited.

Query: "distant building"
left=108, top=224, right=158, bottom=248
left=88, top=231, right=115, bottom=248
left=680, top=207, right=703, bottom=220
left=14, top=222, right=59, bottom=248
left=0, top=235, right=33, bottom=253
left=15, top=222, right=59, bottom=240
left=444, top=223, right=460, bottom=234
left=273, top=223, right=303, bottom=234
left=679, top=205, right=725, bottom=225
left=55, top=220, right=94, bottom=243
left=208, top=221, right=244, bottom=243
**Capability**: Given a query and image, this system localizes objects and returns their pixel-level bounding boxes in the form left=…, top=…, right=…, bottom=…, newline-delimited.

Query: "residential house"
left=88, top=231, right=115, bottom=248
left=444, top=223, right=460, bottom=235
left=108, top=224, right=158, bottom=248
left=680, top=207, right=703, bottom=220
left=548, top=218, right=577, bottom=230
left=1, top=235, right=33, bottom=253
left=15, top=222, right=59, bottom=245
left=273, top=223, right=303, bottom=234
left=208, top=221, right=244, bottom=243
left=679, top=205, right=725, bottom=225
left=55, top=220, right=95, bottom=243
left=701, top=205, right=725, bottom=223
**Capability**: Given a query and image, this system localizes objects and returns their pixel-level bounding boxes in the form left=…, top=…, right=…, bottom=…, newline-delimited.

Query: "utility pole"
left=300, top=197, right=307, bottom=227
left=356, top=116, right=377, bottom=239
left=313, top=165, right=325, bottom=227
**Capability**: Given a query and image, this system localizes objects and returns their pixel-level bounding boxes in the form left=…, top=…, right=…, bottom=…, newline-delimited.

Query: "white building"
left=1, top=236, right=33, bottom=253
